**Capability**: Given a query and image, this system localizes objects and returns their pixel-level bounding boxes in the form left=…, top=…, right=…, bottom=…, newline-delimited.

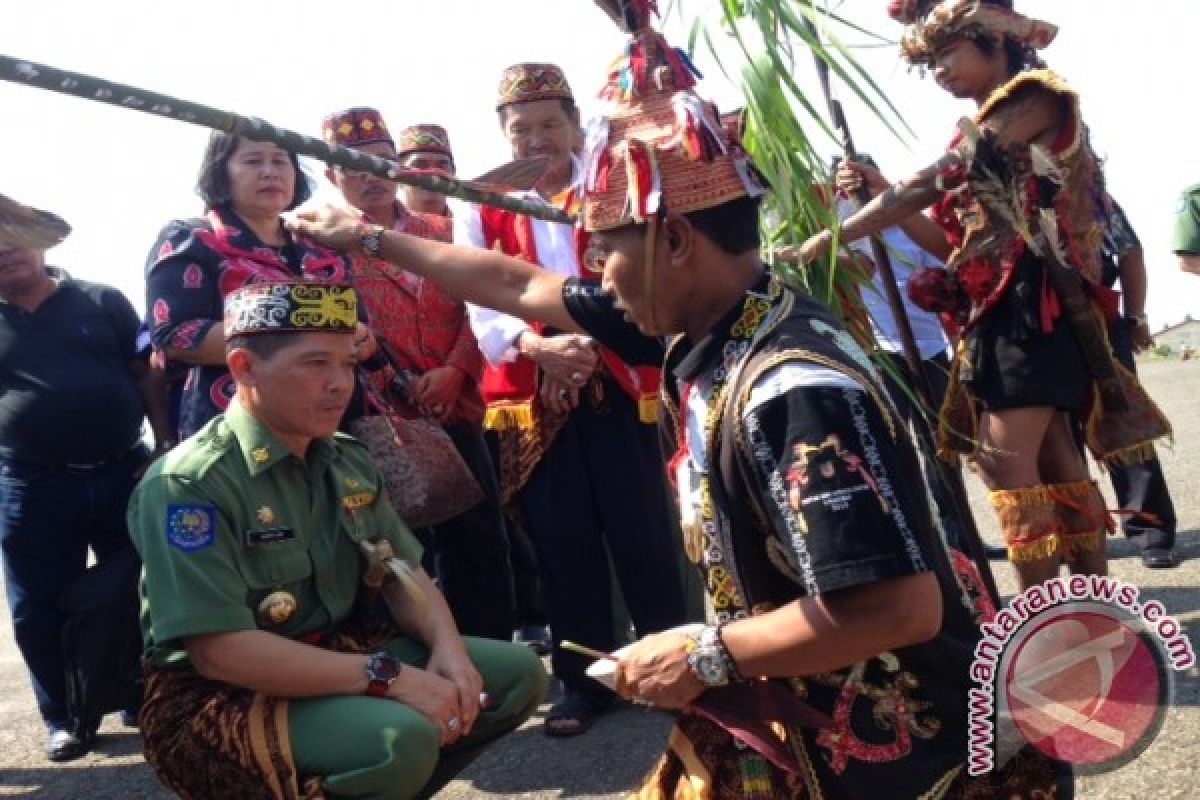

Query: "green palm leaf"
left=676, top=0, right=905, bottom=334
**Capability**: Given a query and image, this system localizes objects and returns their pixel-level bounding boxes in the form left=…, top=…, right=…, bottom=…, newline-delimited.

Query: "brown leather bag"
left=348, top=354, right=484, bottom=528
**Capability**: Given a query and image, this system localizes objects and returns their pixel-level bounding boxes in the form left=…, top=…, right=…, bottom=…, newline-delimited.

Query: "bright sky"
left=3, top=0, right=1196, bottom=330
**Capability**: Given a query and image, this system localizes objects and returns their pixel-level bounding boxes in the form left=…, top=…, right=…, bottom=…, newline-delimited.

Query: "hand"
left=413, top=367, right=464, bottom=421
left=387, top=665, right=465, bottom=746
left=836, top=159, right=890, bottom=198
left=353, top=323, right=379, bottom=362
left=426, top=644, right=484, bottom=737
left=284, top=205, right=365, bottom=252
left=776, top=231, right=834, bottom=267
left=540, top=374, right=579, bottom=415
left=1131, top=320, right=1155, bottom=353
left=519, top=332, right=598, bottom=386
left=614, top=631, right=705, bottom=711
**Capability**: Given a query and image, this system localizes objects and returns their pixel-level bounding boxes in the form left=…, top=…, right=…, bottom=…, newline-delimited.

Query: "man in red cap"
left=453, top=62, right=687, bottom=736
left=322, top=107, right=517, bottom=643
left=395, top=124, right=456, bottom=218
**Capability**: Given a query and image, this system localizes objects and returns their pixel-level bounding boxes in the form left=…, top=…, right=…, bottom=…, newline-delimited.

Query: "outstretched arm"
left=800, top=159, right=949, bottom=263
left=288, top=206, right=583, bottom=334
left=836, top=159, right=952, bottom=261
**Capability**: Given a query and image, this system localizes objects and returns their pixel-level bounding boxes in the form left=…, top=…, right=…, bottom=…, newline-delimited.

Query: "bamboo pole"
left=0, top=54, right=574, bottom=225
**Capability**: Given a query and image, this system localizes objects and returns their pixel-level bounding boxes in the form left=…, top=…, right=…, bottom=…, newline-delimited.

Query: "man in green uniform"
left=1173, top=183, right=1200, bottom=276
left=127, top=281, right=546, bottom=800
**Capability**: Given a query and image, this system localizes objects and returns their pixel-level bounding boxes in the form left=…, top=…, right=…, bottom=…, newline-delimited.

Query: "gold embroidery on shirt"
left=342, top=492, right=376, bottom=510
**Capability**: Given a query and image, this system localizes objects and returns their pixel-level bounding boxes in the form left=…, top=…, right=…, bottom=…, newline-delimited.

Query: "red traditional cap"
left=579, top=2, right=766, bottom=232
left=496, top=63, right=574, bottom=111
left=396, top=124, right=454, bottom=161
left=321, top=107, right=395, bottom=149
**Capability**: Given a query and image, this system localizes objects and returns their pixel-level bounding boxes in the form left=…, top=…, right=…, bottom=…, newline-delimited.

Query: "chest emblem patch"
left=256, top=506, right=276, bottom=526
left=252, top=447, right=271, bottom=464
left=785, top=434, right=889, bottom=517
left=257, top=591, right=297, bottom=627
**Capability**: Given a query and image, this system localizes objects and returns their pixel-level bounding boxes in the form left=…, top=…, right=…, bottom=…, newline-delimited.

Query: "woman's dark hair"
left=682, top=194, right=763, bottom=256
left=195, top=131, right=313, bottom=212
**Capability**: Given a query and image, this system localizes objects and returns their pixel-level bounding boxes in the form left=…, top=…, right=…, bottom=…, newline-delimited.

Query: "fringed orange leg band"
left=1046, top=480, right=1113, bottom=559
left=988, top=486, right=1063, bottom=563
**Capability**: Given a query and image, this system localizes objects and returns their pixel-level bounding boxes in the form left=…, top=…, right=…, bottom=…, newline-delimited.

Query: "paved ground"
left=1, top=359, right=1197, bottom=799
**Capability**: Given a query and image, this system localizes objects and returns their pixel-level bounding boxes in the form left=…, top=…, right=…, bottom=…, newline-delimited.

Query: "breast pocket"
left=240, top=540, right=313, bottom=589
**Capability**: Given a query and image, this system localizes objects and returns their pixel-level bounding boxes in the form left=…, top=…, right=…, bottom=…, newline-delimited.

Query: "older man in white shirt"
left=453, top=63, right=686, bottom=738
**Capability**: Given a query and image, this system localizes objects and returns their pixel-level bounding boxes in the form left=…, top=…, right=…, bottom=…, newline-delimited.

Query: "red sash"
left=477, top=204, right=661, bottom=428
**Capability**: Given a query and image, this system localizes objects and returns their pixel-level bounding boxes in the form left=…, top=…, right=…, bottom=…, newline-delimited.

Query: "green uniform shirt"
left=128, top=400, right=423, bottom=666
left=1172, top=183, right=1200, bottom=254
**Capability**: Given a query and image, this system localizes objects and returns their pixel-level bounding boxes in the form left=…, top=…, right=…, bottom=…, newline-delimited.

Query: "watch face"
left=367, top=653, right=400, bottom=683
left=697, top=653, right=727, bottom=685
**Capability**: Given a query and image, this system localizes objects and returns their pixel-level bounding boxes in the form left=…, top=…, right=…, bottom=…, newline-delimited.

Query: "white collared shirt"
left=454, top=160, right=582, bottom=366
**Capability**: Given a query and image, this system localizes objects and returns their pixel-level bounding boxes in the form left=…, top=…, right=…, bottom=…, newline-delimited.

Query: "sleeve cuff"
left=809, top=554, right=927, bottom=597
left=152, top=610, right=257, bottom=644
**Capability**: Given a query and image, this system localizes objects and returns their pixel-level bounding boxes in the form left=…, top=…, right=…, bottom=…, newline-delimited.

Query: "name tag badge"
left=245, top=527, right=297, bottom=548
left=342, top=491, right=376, bottom=510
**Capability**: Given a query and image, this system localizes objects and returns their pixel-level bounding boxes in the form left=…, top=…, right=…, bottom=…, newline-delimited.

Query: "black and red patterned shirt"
left=144, top=207, right=350, bottom=438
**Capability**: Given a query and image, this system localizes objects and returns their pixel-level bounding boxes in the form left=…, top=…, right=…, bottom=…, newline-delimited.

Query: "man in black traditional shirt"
left=292, top=5, right=1069, bottom=797
left=0, top=196, right=171, bottom=761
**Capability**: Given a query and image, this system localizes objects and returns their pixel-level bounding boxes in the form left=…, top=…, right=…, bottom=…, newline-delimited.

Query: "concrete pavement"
left=1, top=359, right=1197, bottom=799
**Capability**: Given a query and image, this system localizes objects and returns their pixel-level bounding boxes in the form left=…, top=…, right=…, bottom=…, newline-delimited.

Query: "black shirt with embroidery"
left=562, top=276, right=1048, bottom=797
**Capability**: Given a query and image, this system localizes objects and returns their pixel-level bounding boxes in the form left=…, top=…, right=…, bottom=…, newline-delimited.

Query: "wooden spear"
left=0, top=54, right=574, bottom=225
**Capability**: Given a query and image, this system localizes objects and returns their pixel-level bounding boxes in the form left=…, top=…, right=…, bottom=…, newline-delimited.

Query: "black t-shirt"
left=561, top=279, right=665, bottom=366
left=0, top=278, right=146, bottom=464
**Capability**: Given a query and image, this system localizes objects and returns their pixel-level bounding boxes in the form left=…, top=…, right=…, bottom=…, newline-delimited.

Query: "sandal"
left=543, top=692, right=610, bottom=738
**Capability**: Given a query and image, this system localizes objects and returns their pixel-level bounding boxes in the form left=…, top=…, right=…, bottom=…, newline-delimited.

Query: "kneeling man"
left=128, top=282, right=546, bottom=800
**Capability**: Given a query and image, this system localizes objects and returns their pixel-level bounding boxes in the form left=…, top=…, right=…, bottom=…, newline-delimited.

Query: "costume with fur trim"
left=922, top=69, right=1171, bottom=470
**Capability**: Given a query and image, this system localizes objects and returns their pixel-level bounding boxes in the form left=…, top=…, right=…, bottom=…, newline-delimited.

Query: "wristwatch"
left=686, top=626, right=734, bottom=688
left=364, top=652, right=401, bottom=698
left=358, top=224, right=386, bottom=259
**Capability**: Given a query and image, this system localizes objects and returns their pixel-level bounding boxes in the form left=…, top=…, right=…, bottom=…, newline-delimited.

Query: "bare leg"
left=1039, top=413, right=1108, bottom=576
left=976, top=408, right=1061, bottom=590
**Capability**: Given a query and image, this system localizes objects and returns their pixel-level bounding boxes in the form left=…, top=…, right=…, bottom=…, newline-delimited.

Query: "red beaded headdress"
left=580, top=1, right=766, bottom=232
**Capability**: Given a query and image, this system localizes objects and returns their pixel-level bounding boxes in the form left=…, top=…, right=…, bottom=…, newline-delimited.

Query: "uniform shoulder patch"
left=166, top=504, right=218, bottom=552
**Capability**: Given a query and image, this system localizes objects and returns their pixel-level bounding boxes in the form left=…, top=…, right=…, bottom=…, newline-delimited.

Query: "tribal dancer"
left=802, top=0, right=1171, bottom=591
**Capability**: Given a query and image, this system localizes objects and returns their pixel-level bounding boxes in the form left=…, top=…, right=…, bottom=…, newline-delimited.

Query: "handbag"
left=347, top=346, right=484, bottom=528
